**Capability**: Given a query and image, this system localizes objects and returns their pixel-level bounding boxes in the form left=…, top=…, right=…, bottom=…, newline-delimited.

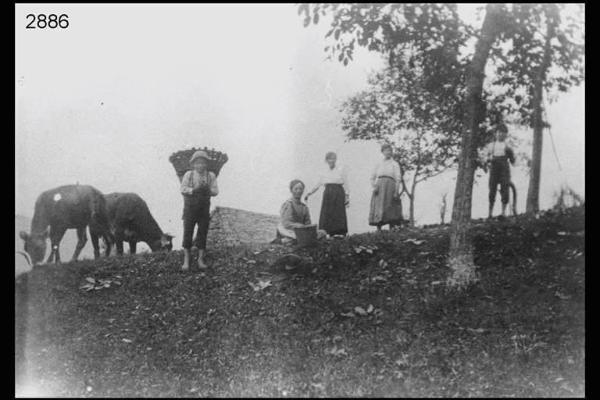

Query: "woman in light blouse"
left=369, top=144, right=404, bottom=231
left=304, top=152, right=349, bottom=237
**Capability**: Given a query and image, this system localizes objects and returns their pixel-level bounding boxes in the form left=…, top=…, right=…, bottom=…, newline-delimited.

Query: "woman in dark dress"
left=305, top=152, right=349, bottom=236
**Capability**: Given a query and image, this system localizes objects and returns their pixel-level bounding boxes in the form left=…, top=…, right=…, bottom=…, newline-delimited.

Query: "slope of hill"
left=15, top=207, right=585, bottom=397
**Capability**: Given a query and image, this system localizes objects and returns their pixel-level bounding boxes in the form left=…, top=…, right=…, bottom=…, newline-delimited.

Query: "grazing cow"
left=103, top=192, right=173, bottom=255
left=19, top=185, right=113, bottom=265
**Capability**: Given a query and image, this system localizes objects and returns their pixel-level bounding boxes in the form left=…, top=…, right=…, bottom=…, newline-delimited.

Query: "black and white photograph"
left=15, top=3, right=584, bottom=397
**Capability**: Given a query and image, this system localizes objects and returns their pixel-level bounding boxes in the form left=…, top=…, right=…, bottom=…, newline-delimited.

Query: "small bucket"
left=294, top=224, right=318, bottom=248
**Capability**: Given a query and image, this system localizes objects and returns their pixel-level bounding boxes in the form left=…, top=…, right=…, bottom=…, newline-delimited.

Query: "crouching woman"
left=180, top=150, right=218, bottom=271
left=276, top=179, right=326, bottom=243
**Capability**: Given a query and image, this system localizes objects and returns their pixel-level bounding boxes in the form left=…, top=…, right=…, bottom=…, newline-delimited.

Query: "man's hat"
left=189, top=150, right=210, bottom=164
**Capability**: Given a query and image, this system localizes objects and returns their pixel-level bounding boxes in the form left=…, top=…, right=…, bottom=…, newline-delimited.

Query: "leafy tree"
left=340, top=65, right=462, bottom=226
left=341, top=61, right=513, bottom=227
left=490, top=4, right=584, bottom=214
left=299, top=3, right=512, bottom=287
left=445, top=4, right=507, bottom=287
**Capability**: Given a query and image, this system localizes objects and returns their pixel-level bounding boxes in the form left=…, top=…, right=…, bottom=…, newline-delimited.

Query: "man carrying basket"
left=180, top=150, right=219, bottom=271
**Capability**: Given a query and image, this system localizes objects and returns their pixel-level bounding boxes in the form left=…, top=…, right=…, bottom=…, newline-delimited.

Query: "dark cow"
left=19, top=185, right=113, bottom=265
left=103, top=192, right=173, bottom=255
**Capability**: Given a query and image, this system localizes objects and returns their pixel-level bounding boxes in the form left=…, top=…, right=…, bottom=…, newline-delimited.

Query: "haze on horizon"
left=16, top=4, right=584, bottom=251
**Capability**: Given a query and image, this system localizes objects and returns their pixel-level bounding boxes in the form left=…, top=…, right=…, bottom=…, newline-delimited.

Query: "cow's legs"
left=47, top=226, right=67, bottom=264
left=71, top=227, right=88, bottom=262
left=103, top=234, right=113, bottom=257
left=98, top=229, right=113, bottom=257
left=113, top=229, right=125, bottom=256
left=116, top=240, right=124, bottom=256
left=90, top=230, right=101, bottom=259
left=129, top=241, right=137, bottom=255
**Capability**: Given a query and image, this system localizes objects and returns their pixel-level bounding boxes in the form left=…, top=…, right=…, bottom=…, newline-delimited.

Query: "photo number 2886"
left=26, top=14, right=69, bottom=29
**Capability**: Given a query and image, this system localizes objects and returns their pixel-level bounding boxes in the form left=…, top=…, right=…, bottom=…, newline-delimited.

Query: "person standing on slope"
left=304, top=151, right=350, bottom=237
left=485, top=124, right=516, bottom=218
left=180, top=150, right=219, bottom=271
left=369, top=144, right=404, bottom=231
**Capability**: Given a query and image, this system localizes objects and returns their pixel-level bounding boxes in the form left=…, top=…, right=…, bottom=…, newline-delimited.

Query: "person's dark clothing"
left=319, top=184, right=348, bottom=235
left=488, top=142, right=515, bottom=205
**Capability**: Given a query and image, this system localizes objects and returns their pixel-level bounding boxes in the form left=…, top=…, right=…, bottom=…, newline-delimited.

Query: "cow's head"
left=160, top=233, right=174, bottom=252
left=19, top=230, right=47, bottom=265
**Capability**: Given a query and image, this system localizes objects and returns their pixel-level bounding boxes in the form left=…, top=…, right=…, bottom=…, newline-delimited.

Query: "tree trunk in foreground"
left=448, top=4, right=504, bottom=288
left=526, top=6, right=557, bottom=214
left=408, top=175, right=418, bottom=227
left=408, top=195, right=415, bottom=227
left=526, top=83, right=544, bottom=214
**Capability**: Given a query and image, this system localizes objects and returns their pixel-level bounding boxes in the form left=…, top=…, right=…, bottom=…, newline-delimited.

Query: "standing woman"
left=304, top=152, right=349, bottom=237
left=180, top=150, right=219, bottom=271
left=369, top=144, right=404, bottom=231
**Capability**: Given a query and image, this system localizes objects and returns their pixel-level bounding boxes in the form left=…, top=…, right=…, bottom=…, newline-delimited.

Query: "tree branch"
left=416, top=166, right=450, bottom=183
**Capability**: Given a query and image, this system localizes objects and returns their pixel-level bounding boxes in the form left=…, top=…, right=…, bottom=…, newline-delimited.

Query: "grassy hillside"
left=15, top=207, right=584, bottom=397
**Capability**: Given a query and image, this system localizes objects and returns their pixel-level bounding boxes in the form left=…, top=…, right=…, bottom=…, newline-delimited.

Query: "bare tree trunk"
left=409, top=172, right=419, bottom=227
left=408, top=194, right=415, bottom=227
left=526, top=6, right=556, bottom=214
left=448, top=4, right=504, bottom=288
left=440, top=193, right=447, bottom=224
left=526, top=85, right=544, bottom=214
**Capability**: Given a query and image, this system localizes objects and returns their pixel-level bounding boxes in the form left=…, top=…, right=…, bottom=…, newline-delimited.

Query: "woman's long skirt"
left=369, top=177, right=403, bottom=226
left=319, top=184, right=348, bottom=235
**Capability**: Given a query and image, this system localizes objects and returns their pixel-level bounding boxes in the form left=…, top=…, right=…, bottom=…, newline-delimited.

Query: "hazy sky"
left=16, top=4, right=584, bottom=245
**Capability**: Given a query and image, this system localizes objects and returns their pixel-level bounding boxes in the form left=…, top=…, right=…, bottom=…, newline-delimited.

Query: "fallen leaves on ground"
left=79, top=276, right=122, bottom=292
left=15, top=206, right=585, bottom=398
left=325, top=346, right=348, bottom=357
left=248, top=278, right=272, bottom=291
left=404, top=239, right=425, bottom=245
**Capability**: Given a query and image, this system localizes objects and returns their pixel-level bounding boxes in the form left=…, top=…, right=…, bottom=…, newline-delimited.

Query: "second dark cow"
left=103, top=193, right=173, bottom=255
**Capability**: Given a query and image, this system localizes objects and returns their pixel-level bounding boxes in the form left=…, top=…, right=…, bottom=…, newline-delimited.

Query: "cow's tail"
left=509, top=182, right=517, bottom=216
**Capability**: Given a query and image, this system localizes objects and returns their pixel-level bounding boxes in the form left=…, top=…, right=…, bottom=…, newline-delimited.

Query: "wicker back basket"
left=169, top=147, right=229, bottom=182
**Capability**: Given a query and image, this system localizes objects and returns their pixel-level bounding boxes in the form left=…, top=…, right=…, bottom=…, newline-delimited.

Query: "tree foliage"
left=299, top=3, right=519, bottom=158
left=299, top=3, right=584, bottom=286
left=299, top=3, right=583, bottom=144
left=340, top=64, right=462, bottom=225
left=490, top=3, right=584, bottom=126
left=298, top=4, right=472, bottom=81
left=341, top=65, right=461, bottom=173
